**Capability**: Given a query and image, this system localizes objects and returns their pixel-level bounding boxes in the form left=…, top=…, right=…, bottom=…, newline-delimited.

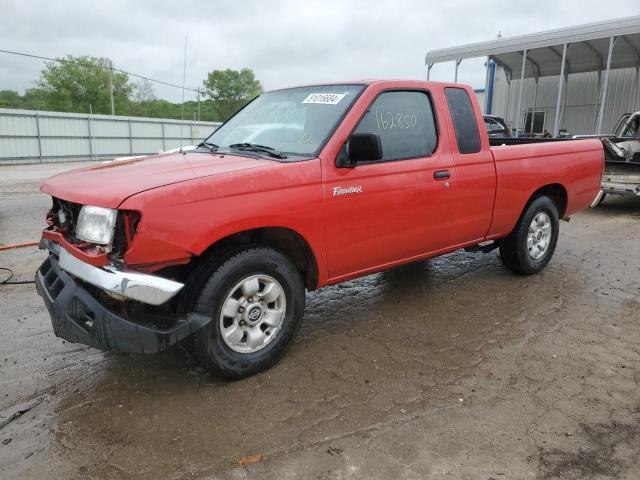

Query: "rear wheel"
left=499, top=196, right=559, bottom=275
left=190, top=247, right=305, bottom=379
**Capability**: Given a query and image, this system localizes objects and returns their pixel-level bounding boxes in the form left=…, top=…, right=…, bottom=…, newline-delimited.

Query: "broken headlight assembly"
left=75, top=205, right=118, bottom=245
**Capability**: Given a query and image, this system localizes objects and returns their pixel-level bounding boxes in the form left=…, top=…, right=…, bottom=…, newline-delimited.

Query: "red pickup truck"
left=36, top=80, right=604, bottom=378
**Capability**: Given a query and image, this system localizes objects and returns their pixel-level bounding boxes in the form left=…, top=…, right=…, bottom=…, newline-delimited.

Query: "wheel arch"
left=497, top=183, right=568, bottom=240
left=526, top=183, right=568, bottom=219
left=193, top=226, right=320, bottom=291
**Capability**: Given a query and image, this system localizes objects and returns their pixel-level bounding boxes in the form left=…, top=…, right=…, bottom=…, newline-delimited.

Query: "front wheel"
left=190, top=247, right=305, bottom=379
left=499, top=196, right=559, bottom=275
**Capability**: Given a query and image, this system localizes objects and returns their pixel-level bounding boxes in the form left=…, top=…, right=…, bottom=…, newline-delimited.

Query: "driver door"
left=322, top=89, right=455, bottom=279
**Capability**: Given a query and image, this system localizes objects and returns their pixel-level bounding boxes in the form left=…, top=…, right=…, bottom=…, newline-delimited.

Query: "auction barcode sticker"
left=302, top=92, right=347, bottom=105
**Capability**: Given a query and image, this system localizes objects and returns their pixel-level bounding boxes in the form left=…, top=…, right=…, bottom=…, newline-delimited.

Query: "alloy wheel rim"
left=218, top=274, right=286, bottom=353
left=527, top=212, right=552, bottom=260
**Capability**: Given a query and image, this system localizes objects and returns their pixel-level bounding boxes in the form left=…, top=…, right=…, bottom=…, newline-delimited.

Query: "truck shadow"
left=593, top=195, right=640, bottom=215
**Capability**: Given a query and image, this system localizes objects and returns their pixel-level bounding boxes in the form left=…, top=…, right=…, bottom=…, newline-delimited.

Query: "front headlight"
left=76, top=205, right=117, bottom=245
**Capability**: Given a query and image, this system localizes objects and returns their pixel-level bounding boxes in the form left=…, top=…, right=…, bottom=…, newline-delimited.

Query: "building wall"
left=490, top=67, right=640, bottom=135
left=0, top=108, right=221, bottom=165
left=474, top=89, right=486, bottom=113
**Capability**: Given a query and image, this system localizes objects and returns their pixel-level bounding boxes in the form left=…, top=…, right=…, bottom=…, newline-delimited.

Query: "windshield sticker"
left=302, top=93, right=347, bottom=105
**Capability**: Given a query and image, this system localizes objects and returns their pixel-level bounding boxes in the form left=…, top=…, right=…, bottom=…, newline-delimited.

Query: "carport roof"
left=425, top=16, right=640, bottom=78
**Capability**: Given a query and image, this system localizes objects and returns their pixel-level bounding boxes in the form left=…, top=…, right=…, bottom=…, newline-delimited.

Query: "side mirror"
left=347, top=133, right=382, bottom=164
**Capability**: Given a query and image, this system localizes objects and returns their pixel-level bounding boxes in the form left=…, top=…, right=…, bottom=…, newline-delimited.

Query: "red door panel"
left=443, top=87, right=496, bottom=245
left=322, top=154, right=454, bottom=279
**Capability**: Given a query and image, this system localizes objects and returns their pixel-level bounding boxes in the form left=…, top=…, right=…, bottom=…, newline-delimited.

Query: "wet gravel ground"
left=0, top=162, right=639, bottom=480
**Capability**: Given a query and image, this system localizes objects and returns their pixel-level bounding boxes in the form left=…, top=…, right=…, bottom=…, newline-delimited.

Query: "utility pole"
left=179, top=36, right=187, bottom=152
left=197, top=88, right=200, bottom=121
left=108, top=59, right=115, bottom=115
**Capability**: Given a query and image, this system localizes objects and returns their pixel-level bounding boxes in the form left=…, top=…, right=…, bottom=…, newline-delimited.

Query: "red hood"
left=40, top=152, right=274, bottom=208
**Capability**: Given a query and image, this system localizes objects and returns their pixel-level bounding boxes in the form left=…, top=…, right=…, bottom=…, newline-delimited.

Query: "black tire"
left=499, top=196, right=560, bottom=275
left=190, top=247, right=305, bottom=379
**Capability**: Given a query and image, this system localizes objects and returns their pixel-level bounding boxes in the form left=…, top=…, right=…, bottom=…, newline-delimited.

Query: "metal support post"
left=530, top=78, right=538, bottom=134
left=553, top=44, right=568, bottom=137
left=593, top=70, right=602, bottom=133
left=197, top=88, right=201, bottom=121
left=426, top=63, right=433, bottom=80
left=505, top=73, right=512, bottom=130
left=596, top=36, right=616, bottom=135
left=560, top=71, right=570, bottom=134
left=87, top=115, right=94, bottom=160
left=128, top=119, right=133, bottom=154
left=454, top=59, right=462, bottom=83
left=633, top=65, right=640, bottom=111
left=35, top=112, right=43, bottom=162
left=514, top=50, right=527, bottom=137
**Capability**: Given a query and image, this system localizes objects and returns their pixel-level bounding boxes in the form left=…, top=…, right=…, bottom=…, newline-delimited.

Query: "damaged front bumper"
left=41, top=239, right=184, bottom=305
left=35, top=249, right=209, bottom=354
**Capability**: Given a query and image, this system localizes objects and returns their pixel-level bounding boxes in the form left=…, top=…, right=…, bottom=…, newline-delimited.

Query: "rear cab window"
left=353, top=90, right=438, bottom=161
left=445, top=88, right=481, bottom=154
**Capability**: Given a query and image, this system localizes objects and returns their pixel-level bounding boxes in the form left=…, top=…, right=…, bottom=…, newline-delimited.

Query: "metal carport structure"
left=425, top=16, right=640, bottom=136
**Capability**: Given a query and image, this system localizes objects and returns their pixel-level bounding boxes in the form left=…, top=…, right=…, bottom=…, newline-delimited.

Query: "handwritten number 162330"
left=375, top=111, right=417, bottom=130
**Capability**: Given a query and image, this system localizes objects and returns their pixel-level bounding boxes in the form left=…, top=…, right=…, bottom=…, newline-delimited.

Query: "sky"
left=1, top=0, right=639, bottom=103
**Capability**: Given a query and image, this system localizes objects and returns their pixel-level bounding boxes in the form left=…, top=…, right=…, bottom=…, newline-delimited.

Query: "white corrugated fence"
left=0, top=108, right=221, bottom=165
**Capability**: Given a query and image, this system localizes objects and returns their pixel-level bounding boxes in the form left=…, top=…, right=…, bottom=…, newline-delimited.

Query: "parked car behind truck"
left=483, top=114, right=511, bottom=137
left=600, top=111, right=640, bottom=201
left=36, top=80, right=604, bottom=379
left=573, top=111, right=640, bottom=203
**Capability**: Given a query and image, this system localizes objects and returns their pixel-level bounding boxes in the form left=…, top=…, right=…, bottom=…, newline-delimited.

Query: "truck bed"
left=489, top=136, right=640, bottom=164
left=489, top=135, right=640, bottom=199
left=488, top=137, right=574, bottom=147
left=486, top=137, right=604, bottom=235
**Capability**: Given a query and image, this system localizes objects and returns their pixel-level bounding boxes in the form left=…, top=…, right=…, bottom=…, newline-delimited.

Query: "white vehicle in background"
left=582, top=111, right=640, bottom=204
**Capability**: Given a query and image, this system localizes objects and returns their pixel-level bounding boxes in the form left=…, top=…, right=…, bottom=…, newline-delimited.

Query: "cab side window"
left=445, top=87, right=481, bottom=154
left=353, top=91, right=437, bottom=161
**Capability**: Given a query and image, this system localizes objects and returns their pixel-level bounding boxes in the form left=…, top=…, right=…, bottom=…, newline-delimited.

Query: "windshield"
left=203, top=84, right=364, bottom=157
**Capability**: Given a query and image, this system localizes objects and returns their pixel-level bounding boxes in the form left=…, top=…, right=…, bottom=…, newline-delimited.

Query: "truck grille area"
left=50, top=198, right=82, bottom=238
left=47, top=197, right=139, bottom=255
left=36, top=255, right=101, bottom=346
left=68, top=297, right=96, bottom=332
left=35, top=253, right=211, bottom=354
left=38, top=255, right=65, bottom=301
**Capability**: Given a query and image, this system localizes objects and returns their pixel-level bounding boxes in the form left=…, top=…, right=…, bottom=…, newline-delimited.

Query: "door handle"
left=434, top=170, right=451, bottom=180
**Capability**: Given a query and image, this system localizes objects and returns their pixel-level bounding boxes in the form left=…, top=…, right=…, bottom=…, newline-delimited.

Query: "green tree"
left=131, top=79, right=156, bottom=103
left=129, top=79, right=158, bottom=117
left=22, top=88, right=51, bottom=111
left=36, top=55, right=131, bottom=114
left=202, top=68, right=262, bottom=120
left=0, top=90, right=23, bottom=108
left=1, top=59, right=262, bottom=123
